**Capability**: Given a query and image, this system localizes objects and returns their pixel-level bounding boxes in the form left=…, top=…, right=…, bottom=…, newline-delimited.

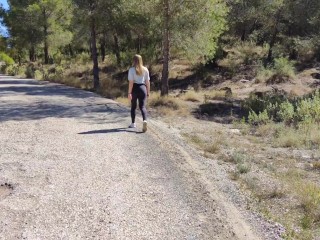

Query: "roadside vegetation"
left=1, top=0, right=320, bottom=239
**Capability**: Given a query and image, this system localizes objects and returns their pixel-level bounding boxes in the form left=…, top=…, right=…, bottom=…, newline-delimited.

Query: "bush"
left=256, top=67, right=274, bottom=83
left=34, top=70, right=43, bottom=80
left=25, top=64, right=35, bottom=78
left=218, top=41, right=268, bottom=74
left=0, top=52, right=15, bottom=66
left=255, top=57, right=296, bottom=84
left=5, top=64, right=18, bottom=76
left=248, top=109, right=271, bottom=125
left=296, top=91, right=320, bottom=123
left=272, top=57, right=296, bottom=80
left=278, top=100, right=295, bottom=124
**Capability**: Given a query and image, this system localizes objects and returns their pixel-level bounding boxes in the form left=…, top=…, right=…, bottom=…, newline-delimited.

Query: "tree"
left=158, top=0, right=228, bottom=95
left=27, top=0, right=73, bottom=64
left=2, top=0, right=73, bottom=63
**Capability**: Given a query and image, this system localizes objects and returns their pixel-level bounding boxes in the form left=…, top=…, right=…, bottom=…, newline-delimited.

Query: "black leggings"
left=131, top=83, right=147, bottom=123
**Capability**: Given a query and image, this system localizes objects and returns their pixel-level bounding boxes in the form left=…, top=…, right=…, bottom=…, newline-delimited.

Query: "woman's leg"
left=131, top=92, right=138, bottom=123
left=138, top=85, right=147, bottom=121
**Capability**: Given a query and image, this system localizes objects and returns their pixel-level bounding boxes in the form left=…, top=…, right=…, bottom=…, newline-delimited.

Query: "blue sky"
left=0, top=0, right=8, bottom=36
left=0, top=0, right=8, bottom=10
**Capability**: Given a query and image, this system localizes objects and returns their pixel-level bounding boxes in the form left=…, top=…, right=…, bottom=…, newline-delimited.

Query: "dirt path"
left=0, top=75, right=263, bottom=239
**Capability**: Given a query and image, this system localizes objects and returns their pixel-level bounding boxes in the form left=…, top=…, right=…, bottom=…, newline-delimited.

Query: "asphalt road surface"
left=0, top=76, right=262, bottom=240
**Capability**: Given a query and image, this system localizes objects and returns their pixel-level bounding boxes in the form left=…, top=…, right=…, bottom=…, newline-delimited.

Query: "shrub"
left=0, top=52, right=15, bottom=66
left=296, top=181, right=320, bottom=223
left=34, top=70, right=43, bottom=80
left=248, top=109, right=271, bottom=125
left=278, top=101, right=295, bottom=124
left=255, top=57, right=296, bottom=84
left=25, top=64, right=35, bottom=78
left=218, top=41, right=268, bottom=74
left=256, top=67, right=274, bottom=83
left=5, top=64, right=18, bottom=76
left=273, top=57, right=296, bottom=79
left=296, top=91, right=320, bottom=123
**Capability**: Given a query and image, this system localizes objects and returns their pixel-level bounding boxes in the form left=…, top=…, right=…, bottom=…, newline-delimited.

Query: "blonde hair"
left=133, top=54, right=144, bottom=76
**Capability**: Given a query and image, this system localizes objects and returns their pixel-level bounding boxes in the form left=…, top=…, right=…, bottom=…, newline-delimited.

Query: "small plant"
left=296, top=181, right=320, bottom=223
left=312, top=161, right=320, bottom=170
left=204, top=142, right=220, bottom=154
left=229, top=151, right=247, bottom=163
left=255, top=57, right=296, bottom=84
left=237, top=163, right=251, bottom=174
left=255, top=67, right=274, bottom=83
left=182, top=90, right=201, bottom=102
left=248, top=109, right=271, bottom=125
left=278, top=100, right=295, bottom=124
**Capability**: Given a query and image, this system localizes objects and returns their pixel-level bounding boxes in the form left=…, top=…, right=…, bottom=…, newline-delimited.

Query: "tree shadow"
left=0, top=78, right=128, bottom=123
left=193, top=100, right=246, bottom=124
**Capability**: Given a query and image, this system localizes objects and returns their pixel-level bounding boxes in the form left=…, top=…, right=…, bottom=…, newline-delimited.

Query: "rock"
left=229, top=129, right=241, bottom=135
left=311, top=72, right=320, bottom=80
left=240, top=79, right=250, bottom=83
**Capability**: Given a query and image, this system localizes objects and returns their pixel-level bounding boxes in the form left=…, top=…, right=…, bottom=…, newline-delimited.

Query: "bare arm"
left=146, top=80, right=150, bottom=97
left=128, top=80, right=134, bottom=99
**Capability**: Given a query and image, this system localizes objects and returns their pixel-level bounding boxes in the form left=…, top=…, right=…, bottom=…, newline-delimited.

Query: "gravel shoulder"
left=0, top=76, right=274, bottom=239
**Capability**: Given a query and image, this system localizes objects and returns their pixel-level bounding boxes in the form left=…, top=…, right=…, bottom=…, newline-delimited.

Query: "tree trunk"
left=44, top=40, right=49, bottom=64
left=43, top=9, right=49, bottom=64
left=161, top=0, right=169, bottom=96
left=29, top=46, right=35, bottom=62
left=68, top=44, right=74, bottom=57
left=90, top=16, right=99, bottom=90
left=266, top=10, right=281, bottom=64
left=113, top=34, right=121, bottom=65
left=100, top=36, right=106, bottom=62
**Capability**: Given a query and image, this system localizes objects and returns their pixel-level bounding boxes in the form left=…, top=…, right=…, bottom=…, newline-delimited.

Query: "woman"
left=128, top=54, right=150, bottom=132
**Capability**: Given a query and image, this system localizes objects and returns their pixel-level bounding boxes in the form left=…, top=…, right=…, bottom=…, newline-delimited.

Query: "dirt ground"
left=149, top=66, right=320, bottom=240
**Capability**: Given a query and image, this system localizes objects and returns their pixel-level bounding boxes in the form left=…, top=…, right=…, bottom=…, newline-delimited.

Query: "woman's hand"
left=128, top=93, right=132, bottom=100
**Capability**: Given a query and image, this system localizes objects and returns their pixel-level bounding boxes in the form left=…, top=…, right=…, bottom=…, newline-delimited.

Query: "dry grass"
left=296, top=181, right=320, bottom=222
left=273, top=124, right=320, bottom=149
left=148, top=92, right=190, bottom=116
left=203, top=89, right=229, bottom=101
left=181, top=90, right=202, bottom=102
left=312, top=161, right=320, bottom=170
left=274, top=128, right=303, bottom=148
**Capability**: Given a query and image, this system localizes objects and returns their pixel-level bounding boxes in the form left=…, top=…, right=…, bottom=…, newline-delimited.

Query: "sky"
left=0, top=0, right=8, bottom=36
left=0, top=0, right=8, bottom=10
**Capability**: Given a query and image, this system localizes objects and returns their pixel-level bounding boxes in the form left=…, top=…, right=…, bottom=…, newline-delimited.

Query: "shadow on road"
left=78, top=128, right=138, bottom=134
left=0, top=78, right=128, bottom=123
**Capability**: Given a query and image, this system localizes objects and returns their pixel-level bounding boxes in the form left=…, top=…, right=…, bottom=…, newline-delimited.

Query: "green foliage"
left=273, top=57, right=296, bottom=79
left=296, top=92, right=320, bottom=124
left=256, top=57, right=296, bottom=83
left=218, top=42, right=268, bottom=74
left=0, top=52, right=15, bottom=65
left=248, top=110, right=271, bottom=125
left=278, top=101, right=295, bottom=124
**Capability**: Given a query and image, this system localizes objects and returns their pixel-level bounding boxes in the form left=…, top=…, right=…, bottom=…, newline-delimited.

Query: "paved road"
left=0, top=76, right=260, bottom=240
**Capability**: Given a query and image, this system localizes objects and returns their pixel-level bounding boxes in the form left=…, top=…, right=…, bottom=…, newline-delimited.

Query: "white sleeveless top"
left=128, top=67, right=150, bottom=84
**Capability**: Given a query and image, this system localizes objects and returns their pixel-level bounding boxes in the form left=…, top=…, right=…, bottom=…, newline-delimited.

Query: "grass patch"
left=273, top=123, right=320, bottom=149
left=311, top=161, right=320, bottom=170
left=203, top=89, right=230, bottom=101
left=296, top=181, right=320, bottom=223
left=181, top=90, right=202, bottom=102
left=149, top=93, right=181, bottom=110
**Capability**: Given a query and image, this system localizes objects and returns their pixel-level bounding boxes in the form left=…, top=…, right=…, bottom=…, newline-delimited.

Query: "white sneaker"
left=142, top=120, right=147, bottom=132
left=128, top=123, right=136, bottom=128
